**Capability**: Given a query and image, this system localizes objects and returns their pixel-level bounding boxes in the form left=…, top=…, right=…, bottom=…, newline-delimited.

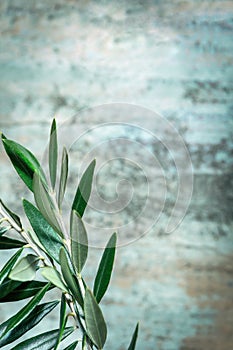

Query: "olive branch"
left=0, top=119, right=139, bottom=350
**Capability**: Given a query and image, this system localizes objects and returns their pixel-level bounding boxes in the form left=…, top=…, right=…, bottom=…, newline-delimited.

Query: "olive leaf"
left=0, top=226, right=9, bottom=236
left=71, top=210, right=88, bottom=274
left=64, top=341, right=79, bottom=350
left=72, top=159, right=96, bottom=217
left=49, top=118, right=58, bottom=189
left=84, top=288, right=107, bottom=349
left=23, top=199, right=63, bottom=263
left=0, top=119, right=140, bottom=349
left=0, top=278, right=21, bottom=299
left=0, top=300, right=59, bottom=347
left=59, top=247, right=83, bottom=307
left=0, top=281, right=54, bottom=302
left=0, top=198, right=22, bottom=228
left=1, top=136, right=46, bottom=191
left=28, top=228, right=46, bottom=251
left=0, top=248, right=23, bottom=283
left=127, top=323, right=139, bottom=350
left=33, top=172, right=63, bottom=237
left=54, top=293, right=68, bottom=350
left=12, top=327, right=74, bottom=350
left=41, top=266, right=68, bottom=293
left=2, top=282, right=51, bottom=335
left=9, top=254, right=40, bottom=282
left=58, top=147, right=68, bottom=209
left=93, top=232, right=117, bottom=303
left=82, top=334, right=87, bottom=350
left=0, top=236, right=25, bottom=249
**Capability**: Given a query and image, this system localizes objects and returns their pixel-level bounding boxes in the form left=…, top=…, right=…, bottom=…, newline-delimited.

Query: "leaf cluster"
left=0, top=120, right=139, bottom=349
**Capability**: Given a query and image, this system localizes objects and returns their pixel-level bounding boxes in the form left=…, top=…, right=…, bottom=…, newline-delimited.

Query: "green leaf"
left=0, top=278, right=21, bottom=299
left=72, top=159, right=96, bottom=217
left=93, top=232, right=117, bottom=303
left=41, top=266, right=68, bottom=292
left=0, top=226, right=9, bottom=236
left=82, top=334, right=87, bottom=350
left=73, top=273, right=85, bottom=306
left=0, top=281, right=54, bottom=302
left=12, top=327, right=74, bottom=350
left=49, top=118, right=58, bottom=189
left=127, top=323, right=139, bottom=350
left=84, top=288, right=107, bottom=349
left=3, top=282, right=51, bottom=335
left=0, top=199, right=22, bottom=228
left=0, top=248, right=23, bottom=283
left=33, top=173, right=63, bottom=237
left=58, top=147, right=68, bottom=208
left=2, top=137, right=46, bottom=191
left=59, top=247, right=83, bottom=307
left=54, top=294, right=67, bottom=350
left=64, top=341, right=79, bottom=350
left=23, top=199, right=63, bottom=263
left=0, top=300, right=59, bottom=347
left=71, top=210, right=88, bottom=274
left=9, top=254, right=39, bottom=281
left=28, top=228, right=47, bottom=252
left=0, top=236, right=25, bottom=249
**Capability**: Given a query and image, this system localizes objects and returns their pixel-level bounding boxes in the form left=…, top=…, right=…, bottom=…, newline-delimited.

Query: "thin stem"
left=73, top=300, right=94, bottom=349
left=0, top=217, right=8, bottom=224
left=72, top=300, right=86, bottom=333
left=0, top=206, right=49, bottom=265
left=65, top=293, right=79, bottom=327
left=77, top=274, right=86, bottom=298
left=65, top=293, right=93, bottom=350
left=0, top=206, right=22, bottom=233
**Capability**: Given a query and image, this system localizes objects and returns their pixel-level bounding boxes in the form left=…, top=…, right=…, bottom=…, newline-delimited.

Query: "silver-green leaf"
left=0, top=226, right=9, bottom=236
left=71, top=210, right=88, bottom=274
left=93, top=232, right=117, bottom=303
left=0, top=248, right=23, bottom=283
left=41, top=266, right=68, bottom=293
left=84, top=288, right=107, bottom=349
left=0, top=278, right=21, bottom=299
left=64, top=341, right=79, bottom=350
left=9, top=254, right=39, bottom=282
left=0, top=300, right=59, bottom=347
left=127, top=323, right=139, bottom=350
left=0, top=236, right=25, bottom=250
left=23, top=199, right=63, bottom=263
left=33, top=173, right=63, bottom=237
left=59, top=247, right=83, bottom=307
left=58, top=147, right=68, bottom=209
left=12, top=327, right=74, bottom=350
left=54, top=294, right=67, bottom=350
left=0, top=280, right=54, bottom=302
left=2, top=136, right=46, bottom=192
left=72, top=159, right=96, bottom=217
left=28, top=228, right=46, bottom=252
left=2, top=282, right=50, bottom=335
left=0, top=199, right=22, bottom=228
left=49, top=118, right=58, bottom=189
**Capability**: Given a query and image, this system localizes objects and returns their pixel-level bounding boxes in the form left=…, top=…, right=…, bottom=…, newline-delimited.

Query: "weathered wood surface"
left=0, top=1, right=232, bottom=349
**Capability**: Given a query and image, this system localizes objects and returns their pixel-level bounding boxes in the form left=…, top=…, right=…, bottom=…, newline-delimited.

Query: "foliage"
left=0, top=120, right=139, bottom=349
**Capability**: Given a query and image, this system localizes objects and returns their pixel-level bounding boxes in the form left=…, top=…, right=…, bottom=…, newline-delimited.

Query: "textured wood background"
left=0, top=1, right=232, bottom=349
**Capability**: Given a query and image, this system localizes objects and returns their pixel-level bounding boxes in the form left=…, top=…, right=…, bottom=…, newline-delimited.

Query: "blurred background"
left=0, top=1, right=232, bottom=349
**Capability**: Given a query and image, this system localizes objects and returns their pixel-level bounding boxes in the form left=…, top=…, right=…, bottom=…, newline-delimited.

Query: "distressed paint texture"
left=0, top=1, right=232, bottom=349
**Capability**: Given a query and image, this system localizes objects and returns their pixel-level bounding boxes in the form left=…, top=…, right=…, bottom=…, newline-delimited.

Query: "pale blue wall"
left=0, top=1, right=232, bottom=349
